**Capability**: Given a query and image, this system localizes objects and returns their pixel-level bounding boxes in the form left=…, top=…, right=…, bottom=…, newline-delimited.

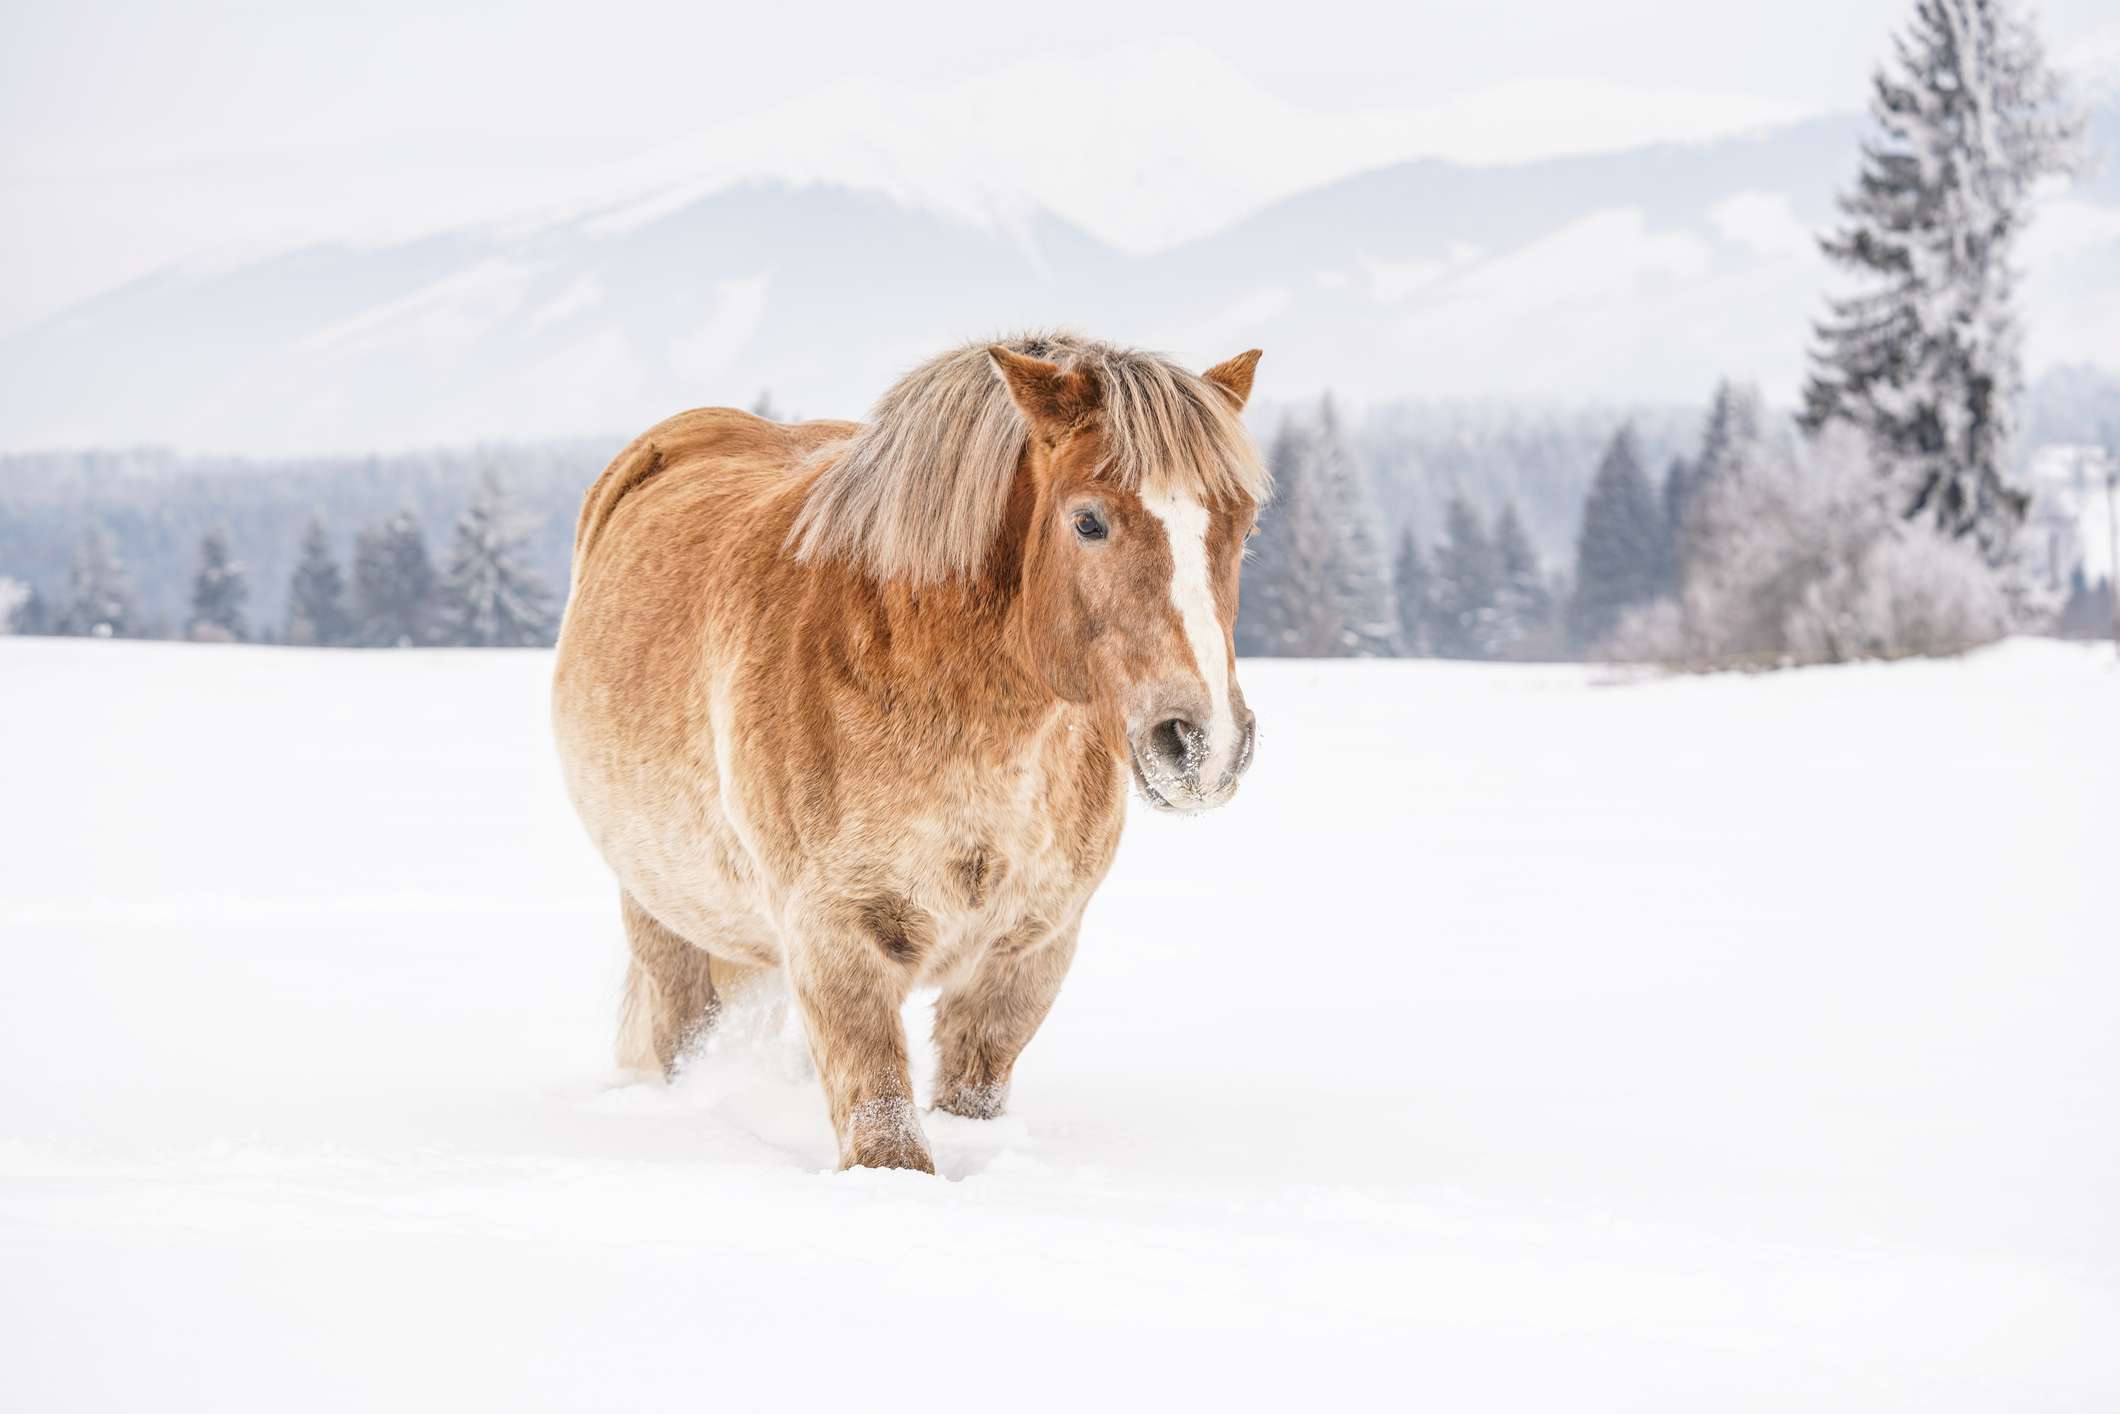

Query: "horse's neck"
left=763, top=463, right=1115, bottom=771
left=883, top=577, right=1034, bottom=700
left=865, top=576, right=1102, bottom=768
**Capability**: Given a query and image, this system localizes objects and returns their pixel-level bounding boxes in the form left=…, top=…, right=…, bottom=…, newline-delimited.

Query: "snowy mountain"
left=485, top=40, right=1818, bottom=260
left=3, top=44, right=2116, bottom=454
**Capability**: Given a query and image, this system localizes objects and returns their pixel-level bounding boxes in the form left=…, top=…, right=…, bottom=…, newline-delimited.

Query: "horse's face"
left=1024, top=472, right=1259, bottom=813
left=994, top=346, right=1264, bottom=814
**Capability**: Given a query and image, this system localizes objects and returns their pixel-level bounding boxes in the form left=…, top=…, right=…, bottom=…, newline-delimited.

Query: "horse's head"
left=990, top=344, right=1265, bottom=814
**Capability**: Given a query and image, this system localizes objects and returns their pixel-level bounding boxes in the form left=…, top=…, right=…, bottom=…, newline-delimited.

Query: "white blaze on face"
left=1139, top=485, right=1238, bottom=784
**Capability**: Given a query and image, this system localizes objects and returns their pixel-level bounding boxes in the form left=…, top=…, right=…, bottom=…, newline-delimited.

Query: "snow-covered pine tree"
left=1676, top=381, right=1770, bottom=573
left=1492, top=498, right=1554, bottom=657
left=352, top=510, right=438, bottom=648
left=187, top=526, right=249, bottom=642
left=17, top=585, right=49, bottom=631
left=1309, top=398, right=1400, bottom=658
left=286, top=515, right=353, bottom=647
left=8, top=584, right=52, bottom=636
left=1568, top=425, right=1665, bottom=651
left=0, top=576, right=28, bottom=636
left=1428, top=494, right=1502, bottom=660
left=437, top=471, right=558, bottom=648
left=1800, top=0, right=2080, bottom=560
left=1236, top=415, right=1331, bottom=656
left=1234, top=400, right=1398, bottom=657
left=58, top=524, right=137, bottom=638
left=1392, top=527, right=1432, bottom=657
left=1658, top=458, right=1694, bottom=593
left=1697, top=380, right=1767, bottom=486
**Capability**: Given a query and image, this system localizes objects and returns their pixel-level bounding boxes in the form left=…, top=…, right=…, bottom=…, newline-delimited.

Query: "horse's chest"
left=883, top=758, right=1124, bottom=982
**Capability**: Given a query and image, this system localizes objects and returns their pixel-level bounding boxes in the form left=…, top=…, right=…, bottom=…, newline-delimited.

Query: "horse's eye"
left=1245, top=523, right=1260, bottom=541
left=1072, top=510, right=1108, bottom=542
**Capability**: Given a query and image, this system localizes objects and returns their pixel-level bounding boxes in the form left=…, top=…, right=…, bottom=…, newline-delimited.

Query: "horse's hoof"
left=841, top=1097, right=935, bottom=1173
left=841, top=1146, right=936, bottom=1175
left=931, top=1079, right=1008, bottom=1120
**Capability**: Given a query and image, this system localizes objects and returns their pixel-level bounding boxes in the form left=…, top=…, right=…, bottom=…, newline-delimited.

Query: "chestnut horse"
left=552, top=333, right=1267, bottom=1171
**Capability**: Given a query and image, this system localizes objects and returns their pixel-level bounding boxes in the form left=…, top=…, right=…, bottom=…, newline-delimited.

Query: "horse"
left=551, top=332, right=1268, bottom=1172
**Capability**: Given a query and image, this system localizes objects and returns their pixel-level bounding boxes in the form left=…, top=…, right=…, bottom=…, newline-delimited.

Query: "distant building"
left=2021, top=445, right=2115, bottom=590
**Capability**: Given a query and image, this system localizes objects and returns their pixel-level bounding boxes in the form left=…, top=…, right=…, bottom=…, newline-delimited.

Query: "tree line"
left=6, top=471, right=557, bottom=647
left=1233, top=387, right=1803, bottom=663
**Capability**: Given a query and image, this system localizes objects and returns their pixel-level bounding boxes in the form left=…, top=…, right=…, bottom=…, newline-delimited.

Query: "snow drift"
left=1, top=638, right=2114, bottom=1410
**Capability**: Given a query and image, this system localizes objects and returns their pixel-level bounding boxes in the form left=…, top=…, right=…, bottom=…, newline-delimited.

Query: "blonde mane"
left=790, top=332, right=1268, bottom=583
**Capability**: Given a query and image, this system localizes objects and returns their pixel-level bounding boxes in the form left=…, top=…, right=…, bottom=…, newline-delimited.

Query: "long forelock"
left=790, top=331, right=1268, bottom=584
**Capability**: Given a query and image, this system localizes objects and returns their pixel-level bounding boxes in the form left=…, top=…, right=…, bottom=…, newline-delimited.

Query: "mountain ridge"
left=4, top=92, right=2115, bottom=455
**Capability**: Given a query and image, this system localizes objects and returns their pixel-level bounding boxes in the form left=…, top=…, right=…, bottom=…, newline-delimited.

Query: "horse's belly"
left=553, top=705, right=781, bottom=967
left=626, top=813, right=780, bottom=968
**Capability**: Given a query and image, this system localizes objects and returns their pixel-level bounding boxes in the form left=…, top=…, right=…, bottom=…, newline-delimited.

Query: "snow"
left=2, top=637, right=2116, bottom=1410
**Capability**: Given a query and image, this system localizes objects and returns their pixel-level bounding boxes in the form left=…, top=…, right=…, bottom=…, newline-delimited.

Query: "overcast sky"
left=5, top=0, right=2117, bottom=334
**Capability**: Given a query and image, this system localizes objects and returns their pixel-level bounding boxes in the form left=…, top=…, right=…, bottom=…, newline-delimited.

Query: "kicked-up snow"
left=1, top=637, right=2115, bottom=1410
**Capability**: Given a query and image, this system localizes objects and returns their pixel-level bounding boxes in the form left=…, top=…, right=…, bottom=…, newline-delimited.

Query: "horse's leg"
left=785, top=897, right=933, bottom=1172
left=931, top=921, right=1080, bottom=1120
left=616, top=890, right=719, bottom=1080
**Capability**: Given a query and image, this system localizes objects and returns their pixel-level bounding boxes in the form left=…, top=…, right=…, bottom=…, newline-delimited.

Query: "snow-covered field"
left=3, top=637, right=2115, bottom=1410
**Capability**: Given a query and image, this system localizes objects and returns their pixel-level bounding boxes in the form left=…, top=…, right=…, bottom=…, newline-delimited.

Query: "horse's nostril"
left=1150, top=717, right=1205, bottom=776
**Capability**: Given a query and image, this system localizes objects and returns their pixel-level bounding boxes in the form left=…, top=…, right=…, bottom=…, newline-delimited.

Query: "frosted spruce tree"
left=1569, top=426, right=1666, bottom=651
left=1428, top=494, right=1501, bottom=660
left=187, top=526, right=249, bottom=641
left=0, top=576, right=29, bottom=636
left=59, top=525, right=137, bottom=638
left=1234, top=400, right=1397, bottom=657
left=1492, top=499, right=1553, bottom=658
left=1675, top=381, right=1771, bottom=574
left=1657, top=458, right=1693, bottom=593
left=8, top=584, right=52, bottom=636
left=437, top=471, right=557, bottom=648
left=1800, top=0, right=2080, bottom=560
left=286, top=516, right=353, bottom=647
left=1237, top=415, right=1334, bottom=656
left=1308, top=398, right=1400, bottom=657
left=352, top=510, right=438, bottom=647
left=1391, top=527, right=1432, bottom=657
left=1697, top=380, right=1768, bottom=486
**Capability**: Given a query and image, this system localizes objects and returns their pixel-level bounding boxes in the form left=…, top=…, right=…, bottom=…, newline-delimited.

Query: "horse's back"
left=557, top=404, right=857, bottom=731
left=572, top=407, right=855, bottom=573
left=559, top=406, right=854, bottom=699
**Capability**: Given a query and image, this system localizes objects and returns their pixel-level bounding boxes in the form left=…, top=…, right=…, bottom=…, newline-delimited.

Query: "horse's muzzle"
left=1129, top=710, right=1255, bottom=813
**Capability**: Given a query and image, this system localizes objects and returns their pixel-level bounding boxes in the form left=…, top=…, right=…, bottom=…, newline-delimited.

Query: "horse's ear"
left=1202, top=349, right=1263, bottom=411
left=988, top=346, right=1101, bottom=429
